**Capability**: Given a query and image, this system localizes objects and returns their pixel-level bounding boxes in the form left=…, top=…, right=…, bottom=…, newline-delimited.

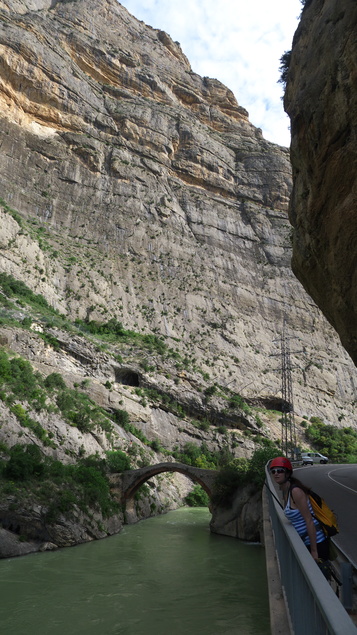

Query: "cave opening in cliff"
left=247, top=396, right=290, bottom=413
left=114, top=368, right=140, bottom=387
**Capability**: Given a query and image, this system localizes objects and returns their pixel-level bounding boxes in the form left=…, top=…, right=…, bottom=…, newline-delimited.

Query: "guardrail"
left=265, top=465, right=357, bottom=635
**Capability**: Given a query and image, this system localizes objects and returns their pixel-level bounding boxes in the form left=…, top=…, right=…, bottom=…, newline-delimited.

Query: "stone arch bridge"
left=109, top=462, right=219, bottom=510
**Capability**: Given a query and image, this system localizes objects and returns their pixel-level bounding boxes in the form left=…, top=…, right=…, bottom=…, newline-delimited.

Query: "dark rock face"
left=0, top=499, right=124, bottom=558
left=210, top=486, right=262, bottom=542
left=284, top=0, right=357, bottom=365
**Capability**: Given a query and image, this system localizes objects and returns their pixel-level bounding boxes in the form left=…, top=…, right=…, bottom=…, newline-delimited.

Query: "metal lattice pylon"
left=280, top=316, right=297, bottom=459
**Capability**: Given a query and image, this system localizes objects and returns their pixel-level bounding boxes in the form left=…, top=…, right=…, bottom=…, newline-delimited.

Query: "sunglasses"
left=270, top=468, right=286, bottom=474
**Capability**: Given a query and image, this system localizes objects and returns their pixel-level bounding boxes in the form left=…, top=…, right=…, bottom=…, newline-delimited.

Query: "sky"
left=119, top=0, right=303, bottom=147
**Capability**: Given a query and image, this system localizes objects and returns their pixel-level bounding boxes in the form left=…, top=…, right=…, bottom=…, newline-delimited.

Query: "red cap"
left=270, top=456, right=293, bottom=471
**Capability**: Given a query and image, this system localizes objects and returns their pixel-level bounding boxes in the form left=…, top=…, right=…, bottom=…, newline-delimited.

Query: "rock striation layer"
left=284, top=0, right=357, bottom=365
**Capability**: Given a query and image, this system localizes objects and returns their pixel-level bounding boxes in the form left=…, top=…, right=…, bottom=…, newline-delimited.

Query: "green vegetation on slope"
left=0, top=444, right=130, bottom=522
left=75, top=318, right=167, bottom=355
left=172, top=441, right=234, bottom=469
left=0, top=350, right=115, bottom=440
left=212, top=441, right=280, bottom=507
left=0, top=272, right=60, bottom=317
left=305, top=418, right=357, bottom=463
left=0, top=269, right=256, bottom=434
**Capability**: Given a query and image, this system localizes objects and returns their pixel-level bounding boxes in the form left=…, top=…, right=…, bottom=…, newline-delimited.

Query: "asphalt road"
left=294, top=464, right=357, bottom=567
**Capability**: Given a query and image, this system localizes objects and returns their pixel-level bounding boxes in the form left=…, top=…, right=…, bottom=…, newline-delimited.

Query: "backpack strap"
left=289, top=483, right=298, bottom=505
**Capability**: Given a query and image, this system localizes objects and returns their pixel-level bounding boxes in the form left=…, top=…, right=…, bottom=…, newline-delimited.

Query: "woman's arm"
left=291, top=487, right=319, bottom=560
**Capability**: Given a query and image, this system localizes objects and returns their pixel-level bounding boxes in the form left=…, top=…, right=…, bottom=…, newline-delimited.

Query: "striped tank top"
left=284, top=490, right=326, bottom=546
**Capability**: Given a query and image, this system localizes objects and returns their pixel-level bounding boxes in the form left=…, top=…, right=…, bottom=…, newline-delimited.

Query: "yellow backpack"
left=308, top=490, right=339, bottom=537
left=289, top=485, right=339, bottom=537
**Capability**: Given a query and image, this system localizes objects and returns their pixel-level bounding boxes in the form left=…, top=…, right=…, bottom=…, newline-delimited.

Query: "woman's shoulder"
left=290, top=478, right=311, bottom=493
left=290, top=483, right=308, bottom=501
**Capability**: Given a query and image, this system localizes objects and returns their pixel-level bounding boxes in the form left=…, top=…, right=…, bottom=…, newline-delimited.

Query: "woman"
left=269, top=456, right=329, bottom=561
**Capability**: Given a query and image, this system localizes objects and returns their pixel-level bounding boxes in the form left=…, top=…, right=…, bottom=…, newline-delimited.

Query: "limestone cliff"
left=0, top=0, right=355, bottom=428
left=0, top=0, right=356, bottom=556
left=284, top=0, right=357, bottom=366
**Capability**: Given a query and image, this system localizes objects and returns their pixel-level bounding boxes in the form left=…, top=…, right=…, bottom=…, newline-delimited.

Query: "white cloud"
left=119, top=0, right=302, bottom=146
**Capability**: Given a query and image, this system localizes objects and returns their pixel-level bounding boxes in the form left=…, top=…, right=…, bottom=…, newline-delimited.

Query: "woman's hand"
left=310, top=547, right=319, bottom=561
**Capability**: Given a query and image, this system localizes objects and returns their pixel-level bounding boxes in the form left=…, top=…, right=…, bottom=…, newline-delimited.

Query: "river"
left=0, top=508, right=270, bottom=635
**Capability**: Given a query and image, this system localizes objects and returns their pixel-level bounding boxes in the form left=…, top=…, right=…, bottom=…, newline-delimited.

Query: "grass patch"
left=75, top=318, right=167, bottom=354
left=0, top=272, right=59, bottom=317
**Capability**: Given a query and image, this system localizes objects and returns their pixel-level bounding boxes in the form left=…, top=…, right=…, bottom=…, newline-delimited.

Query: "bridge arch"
left=110, top=463, right=219, bottom=514
left=124, top=464, right=216, bottom=501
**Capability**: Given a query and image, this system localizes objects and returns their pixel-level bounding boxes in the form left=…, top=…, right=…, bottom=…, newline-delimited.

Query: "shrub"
left=185, top=485, right=210, bottom=507
left=106, top=450, right=131, bottom=472
left=212, top=441, right=280, bottom=507
left=56, top=388, right=98, bottom=432
left=0, top=440, right=9, bottom=454
left=0, top=350, right=50, bottom=413
left=78, top=455, right=107, bottom=475
left=204, top=385, right=216, bottom=398
left=142, top=334, right=166, bottom=354
left=247, top=442, right=280, bottom=488
left=3, top=444, right=45, bottom=480
left=11, top=403, right=27, bottom=422
left=74, top=465, right=110, bottom=505
left=8, top=357, right=38, bottom=396
left=172, top=441, right=229, bottom=469
left=278, top=50, right=292, bottom=87
left=211, top=463, right=246, bottom=507
left=198, top=420, right=210, bottom=432
left=10, top=404, right=50, bottom=442
left=44, top=463, right=118, bottom=519
left=195, top=454, right=216, bottom=469
left=21, top=317, right=32, bottom=328
left=150, top=439, right=162, bottom=452
left=56, top=389, right=76, bottom=412
left=75, top=318, right=167, bottom=355
left=54, top=490, right=77, bottom=514
left=310, top=416, right=324, bottom=424
left=112, top=408, right=130, bottom=427
left=39, top=332, right=60, bottom=351
left=70, top=408, right=93, bottom=433
left=217, top=446, right=234, bottom=466
left=228, top=393, right=251, bottom=414
left=44, top=372, right=66, bottom=390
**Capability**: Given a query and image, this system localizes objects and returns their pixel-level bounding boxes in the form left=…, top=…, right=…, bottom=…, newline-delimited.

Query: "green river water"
left=0, top=508, right=270, bottom=635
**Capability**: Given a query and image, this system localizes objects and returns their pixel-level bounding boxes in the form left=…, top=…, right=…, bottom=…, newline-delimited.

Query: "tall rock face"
left=284, top=0, right=357, bottom=366
left=0, top=0, right=356, bottom=431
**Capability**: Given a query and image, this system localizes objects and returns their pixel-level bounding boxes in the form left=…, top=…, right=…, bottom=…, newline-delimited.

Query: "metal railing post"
left=341, top=563, right=354, bottom=611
